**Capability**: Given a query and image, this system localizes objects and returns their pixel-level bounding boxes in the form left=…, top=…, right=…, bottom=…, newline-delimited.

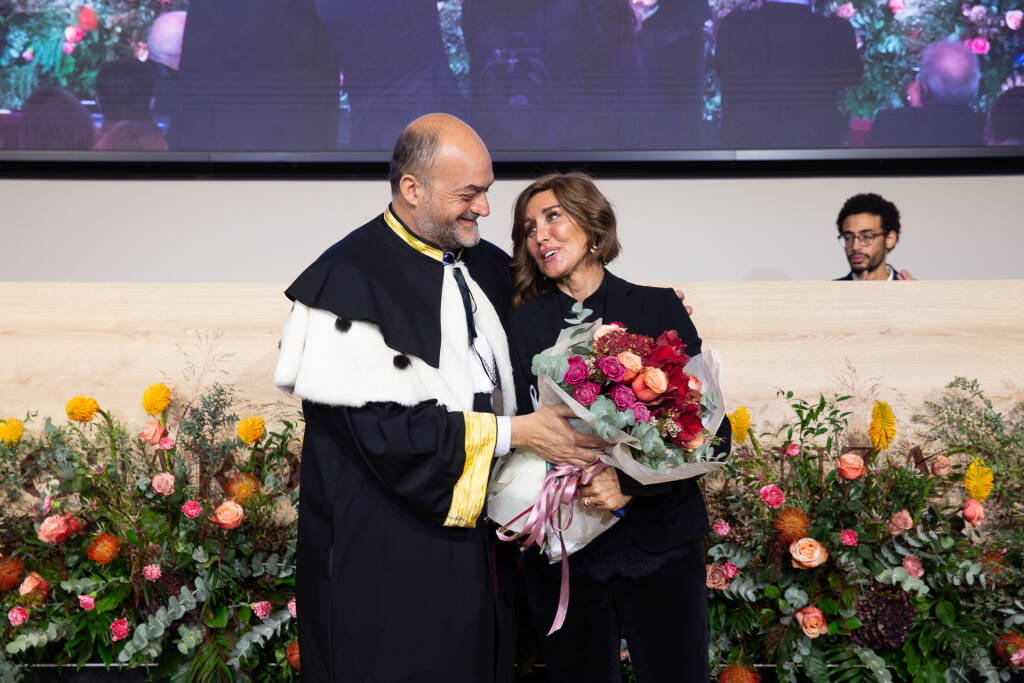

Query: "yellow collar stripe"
left=384, top=207, right=459, bottom=263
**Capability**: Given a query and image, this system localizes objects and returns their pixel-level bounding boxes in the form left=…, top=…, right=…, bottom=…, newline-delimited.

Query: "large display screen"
left=1, top=0, right=1022, bottom=161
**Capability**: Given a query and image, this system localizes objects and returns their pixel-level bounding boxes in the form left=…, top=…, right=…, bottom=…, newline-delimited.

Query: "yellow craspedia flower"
left=66, top=396, right=100, bottom=423
left=964, top=458, right=994, bottom=502
left=869, top=401, right=896, bottom=451
left=142, top=383, right=171, bottom=417
left=0, top=418, right=24, bottom=447
left=729, top=406, right=751, bottom=445
left=237, top=415, right=265, bottom=446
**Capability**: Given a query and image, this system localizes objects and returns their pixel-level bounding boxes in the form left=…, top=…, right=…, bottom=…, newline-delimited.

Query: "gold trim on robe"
left=444, top=412, right=497, bottom=528
left=384, top=207, right=463, bottom=263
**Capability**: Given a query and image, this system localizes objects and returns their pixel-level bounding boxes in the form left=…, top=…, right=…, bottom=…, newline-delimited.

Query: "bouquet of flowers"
left=488, top=304, right=727, bottom=563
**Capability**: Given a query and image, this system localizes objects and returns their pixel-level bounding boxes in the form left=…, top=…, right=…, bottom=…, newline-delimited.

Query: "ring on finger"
left=583, top=496, right=592, bottom=509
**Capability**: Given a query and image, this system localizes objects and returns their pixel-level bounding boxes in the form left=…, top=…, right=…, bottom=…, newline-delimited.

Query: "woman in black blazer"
left=507, top=172, right=729, bottom=682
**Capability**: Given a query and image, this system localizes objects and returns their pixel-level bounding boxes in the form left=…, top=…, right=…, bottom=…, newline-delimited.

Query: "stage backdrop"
left=2, top=281, right=1022, bottom=447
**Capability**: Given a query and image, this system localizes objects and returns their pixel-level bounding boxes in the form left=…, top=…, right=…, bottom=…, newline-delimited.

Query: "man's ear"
left=885, top=231, right=898, bottom=251
left=398, top=174, right=421, bottom=208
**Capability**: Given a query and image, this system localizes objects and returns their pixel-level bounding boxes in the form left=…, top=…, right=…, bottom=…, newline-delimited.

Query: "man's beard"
left=848, top=250, right=884, bottom=275
left=420, top=209, right=481, bottom=251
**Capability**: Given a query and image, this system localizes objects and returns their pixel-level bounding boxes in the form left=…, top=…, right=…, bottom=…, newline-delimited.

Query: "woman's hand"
left=509, top=405, right=608, bottom=467
left=577, top=464, right=631, bottom=512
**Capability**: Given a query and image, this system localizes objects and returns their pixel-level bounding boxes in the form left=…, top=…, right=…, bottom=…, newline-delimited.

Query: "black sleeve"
left=337, top=401, right=484, bottom=524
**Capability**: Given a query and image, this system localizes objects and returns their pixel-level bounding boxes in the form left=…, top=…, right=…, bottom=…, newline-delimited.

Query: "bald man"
left=274, top=114, right=602, bottom=682
left=870, top=40, right=985, bottom=147
left=146, top=11, right=186, bottom=142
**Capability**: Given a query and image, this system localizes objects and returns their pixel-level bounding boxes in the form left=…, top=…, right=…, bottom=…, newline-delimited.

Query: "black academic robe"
left=275, top=208, right=515, bottom=682
left=507, top=270, right=729, bottom=682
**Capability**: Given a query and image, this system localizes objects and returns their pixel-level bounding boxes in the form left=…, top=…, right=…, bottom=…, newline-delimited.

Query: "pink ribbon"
left=496, top=461, right=608, bottom=634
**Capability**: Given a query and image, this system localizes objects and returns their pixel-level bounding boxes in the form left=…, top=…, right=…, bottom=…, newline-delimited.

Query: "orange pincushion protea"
left=995, top=632, right=1024, bottom=665
left=773, top=507, right=810, bottom=544
left=720, top=663, right=761, bottom=683
left=0, top=555, right=25, bottom=592
left=286, top=640, right=300, bottom=671
left=226, top=472, right=260, bottom=505
left=87, top=533, right=121, bottom=565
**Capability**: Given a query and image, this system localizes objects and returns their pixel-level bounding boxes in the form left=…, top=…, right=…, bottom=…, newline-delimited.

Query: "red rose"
left=77, top=6, right=98, bottom=31
left=573, top=382, right=601, bottom=407
left=646, top=330, right=690, bottom=372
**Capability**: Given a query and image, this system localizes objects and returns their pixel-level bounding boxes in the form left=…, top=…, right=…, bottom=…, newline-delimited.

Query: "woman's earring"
left=589, top=243, right=598, bottom=254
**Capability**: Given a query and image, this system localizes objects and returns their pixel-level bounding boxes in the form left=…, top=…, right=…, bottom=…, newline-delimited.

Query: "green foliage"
left=0, top=384, right=300, bottom=680
left=706, top=381, right=1023, bottom=680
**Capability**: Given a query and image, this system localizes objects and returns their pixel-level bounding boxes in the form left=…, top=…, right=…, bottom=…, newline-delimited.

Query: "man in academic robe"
left=273, top=114, right=603, bottom=682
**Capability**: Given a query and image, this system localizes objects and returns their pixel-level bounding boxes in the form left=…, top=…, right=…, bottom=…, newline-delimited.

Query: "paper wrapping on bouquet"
left=487, top=322, right=728, bottom=563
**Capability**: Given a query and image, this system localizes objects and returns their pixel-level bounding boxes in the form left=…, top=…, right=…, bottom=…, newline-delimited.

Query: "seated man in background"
left=834, top=193, right=914, bottom=281
left=870, top=40, right=984, bottom=147
left=145, top=11, right=186, bottom=142
left=986, top=86, right=1024, bottom=145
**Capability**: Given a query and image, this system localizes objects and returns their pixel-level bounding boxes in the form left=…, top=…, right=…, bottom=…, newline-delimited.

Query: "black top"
left=509, top=270, right=726, bottom=578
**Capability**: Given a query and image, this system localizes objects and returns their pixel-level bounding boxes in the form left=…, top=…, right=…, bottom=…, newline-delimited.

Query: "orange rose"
left=87, top=532, right=121, bottom=565
left=140, top=420, right=168, bottom=446
left=213, top=500, right=246, bottom=530
left=631, top=367, right=668, bottom=402
left=837, top=452, right=867, bottom=480
left=18, top=571, right=49, bottom=602
left=0, top=555, right=25, bottom=592
left=37, top=514, right=71, bottom=544
left=963, top=498, right=985, bottom=526
left=795, top=606, right=829, bottom=638
left=789, top=537, right=829, bottom=569
left=286, top=640, right=300, bottom=671
left=616, top=351, right=643, bottom=382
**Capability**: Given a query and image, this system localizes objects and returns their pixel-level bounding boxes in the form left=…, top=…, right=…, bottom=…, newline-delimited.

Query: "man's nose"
left=472, top=194, right=490, bottom=218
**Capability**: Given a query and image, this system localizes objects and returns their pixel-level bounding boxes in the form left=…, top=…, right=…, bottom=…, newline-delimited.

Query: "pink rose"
left=723, top=562, right=739, bottom=579
left=142, top=564, right=161, bottom=581
left=931, top=454, right=952, bottom=476
left=8, top=606, right=28, bottom=627
left=62, top=41, right=76, bottom=55
left=563, top=360, right=590, bottom=386
left=78, top=595, right=96, bottom=611
left=888, top=0, right=904, bottom=12
left=713, top=519, right=731, bottom=537
left=836, top=2, right=855, bottom=18
left=592, top=323, right=624, bottom=341
left=795, top=606, right=829, bottom=638
left=158, top=436, right=175, bottom=450
left=1012, top=649, right=1024, bottom=667
left=252, top=601, right=271, bottom=620
left=963, top=498, right=985, bottom=526
left=616, top=351, right=643, bottom=382
left=37, top=514, right=71, bottom=544
left=573, top=382, right=601, bottom=407
left=902, top=554, right=924, bottom=579
left=706, top=563, right=731, bottom=590
left=1007, top=10, right=1023, bottom=30
left=141, top=420, right=167, bottom=446
left=888, top=509, right=914, bottom=535
left=759, top=484, right=785, bottom=509
left=110, top=618, right=129, bottom=642
left=64, top=26, right=84, bottom=42
left=840, top=529, right=859, bottom=546
left=785, top=443, right=800, bottom=458
left=969, top=37, right=990, bottom=54
left=21, top=48, right=34, bottom=62
left=150, top=472, right=175, bottom=496
left=838, top=453, right=867, bottom=480
left=969, top=4, right=987, bottom=22
left=610, top=385, right=637, bottom=410
left=630, top=403, right=651, bottom=422
left=181, top=500, right=203, bottom=519
left=598, top=356, right=626, bottom=382
left=288, top=598, right=297, bottom=619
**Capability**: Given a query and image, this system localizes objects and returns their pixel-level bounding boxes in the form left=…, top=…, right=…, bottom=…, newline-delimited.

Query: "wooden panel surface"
left=2, top=282, right=1022, bottom=435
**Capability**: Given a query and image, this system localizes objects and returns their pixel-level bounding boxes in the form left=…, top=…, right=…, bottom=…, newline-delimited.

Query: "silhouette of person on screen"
left=869, top=40, right=985, bottom=148
left=714, top=0, right=863, bottom=149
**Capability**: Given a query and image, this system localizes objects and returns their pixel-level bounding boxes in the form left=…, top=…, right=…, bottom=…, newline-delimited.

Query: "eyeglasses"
left=837, top=231, right=886, bottom=247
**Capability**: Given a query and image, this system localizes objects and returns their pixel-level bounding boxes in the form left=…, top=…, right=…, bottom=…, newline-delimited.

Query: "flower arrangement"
left=0, top=382, right=301, bottom=681
left=703, top=380, right=1024, bottom=682
left=0, top=0, right=187, bottom=111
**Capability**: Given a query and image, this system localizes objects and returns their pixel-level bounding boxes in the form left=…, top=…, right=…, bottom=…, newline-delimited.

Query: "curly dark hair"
left=510, top=172, right=621, bottom=308
left=835, top=193, right=901, bottom=239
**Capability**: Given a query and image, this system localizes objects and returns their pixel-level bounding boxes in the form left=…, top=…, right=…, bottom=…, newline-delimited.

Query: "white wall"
left=1, top=174, right=1020, bottom=282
